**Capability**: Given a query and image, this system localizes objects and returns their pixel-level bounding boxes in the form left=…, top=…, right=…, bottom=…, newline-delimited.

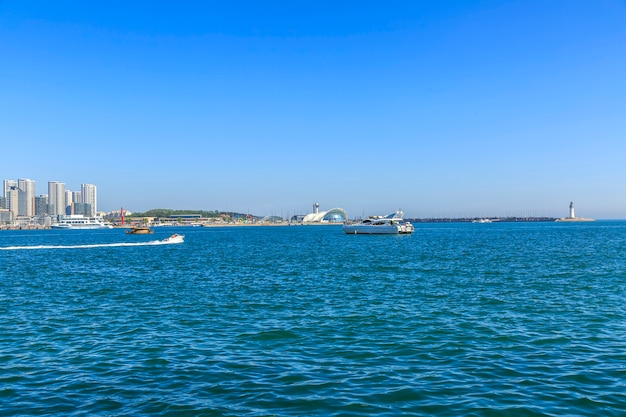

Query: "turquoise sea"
left=1, top=222, right=626, bottom=416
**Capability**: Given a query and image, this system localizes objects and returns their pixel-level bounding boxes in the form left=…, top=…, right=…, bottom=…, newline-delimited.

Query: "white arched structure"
left=302, top=207, right=348, bottom=223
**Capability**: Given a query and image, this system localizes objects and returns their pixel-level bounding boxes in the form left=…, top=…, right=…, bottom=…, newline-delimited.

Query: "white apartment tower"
left=3, top=180, right=18, bottom=218
left=65, top=190, right=73, bottom=215
left=18, top=178, right=35, bottom=216
left=81, top=183, right=97, bottom=216
left=48, top=181, right=66, bottom=216
left=5, top=184, right=19, bottom=219
left=3, top=180, right=17, bottom=200
left=72, top=191, right=82, bottom=203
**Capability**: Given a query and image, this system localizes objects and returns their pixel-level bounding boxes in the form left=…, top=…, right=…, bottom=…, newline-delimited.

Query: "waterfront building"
left=34, top=195, right=48, bottom=216
left=48, top=181, right=66, bottom=216
left=302, top=202, right=347, bottom=223
left=81, top=183, right=97, bottom=217
left=0, top=208, right=11, bottom=224
left=73, top=202, right=93, bottom=216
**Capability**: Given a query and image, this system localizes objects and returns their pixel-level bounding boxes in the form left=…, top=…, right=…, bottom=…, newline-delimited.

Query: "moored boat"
left=51, top=215, right=113, bottom=230
left=343, top=210, right=414, bottom=235
left=472, top=218, right=492, bottom=223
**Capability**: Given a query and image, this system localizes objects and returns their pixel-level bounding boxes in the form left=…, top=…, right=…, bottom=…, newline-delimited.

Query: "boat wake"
left=0, top=240, right=180, bottom=251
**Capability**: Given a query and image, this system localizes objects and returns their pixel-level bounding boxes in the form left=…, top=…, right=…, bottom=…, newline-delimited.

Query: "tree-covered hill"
left=128, top=209, right=250, bottom=219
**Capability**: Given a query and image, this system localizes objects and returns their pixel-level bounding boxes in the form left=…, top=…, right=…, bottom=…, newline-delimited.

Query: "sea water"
left=1, top=222, right=626, bottom=416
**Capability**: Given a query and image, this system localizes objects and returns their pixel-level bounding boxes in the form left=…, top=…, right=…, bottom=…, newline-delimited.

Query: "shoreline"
left=2, top=217, right=614, bottom=231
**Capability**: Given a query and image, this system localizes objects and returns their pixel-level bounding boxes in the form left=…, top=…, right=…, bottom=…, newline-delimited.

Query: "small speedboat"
left=162, top=233, right=185, bottom=244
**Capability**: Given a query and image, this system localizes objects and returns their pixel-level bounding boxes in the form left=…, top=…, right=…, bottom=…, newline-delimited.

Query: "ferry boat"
left=343, top=210, right=414, bottom=235
left=51, top=215, right=113, bottom=230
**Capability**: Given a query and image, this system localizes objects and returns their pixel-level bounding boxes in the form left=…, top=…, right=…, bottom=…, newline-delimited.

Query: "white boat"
left=343, top=210, right=414, bottom=235
left=51, top=215, right=113, bottom=230
left=162, top=233, right=184, bottom=244
left=472, top=218, right=492, bottom=223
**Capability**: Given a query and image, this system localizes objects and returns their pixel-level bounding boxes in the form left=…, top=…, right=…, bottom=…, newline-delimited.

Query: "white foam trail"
left=0, top=240, right=181, bottom=250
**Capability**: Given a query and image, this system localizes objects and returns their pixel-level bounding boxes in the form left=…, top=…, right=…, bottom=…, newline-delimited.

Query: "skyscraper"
left=34, top=195, right=48, bottom=216
left=81, top=184, right=97, bottom=216
left=3, top=180, right=17, bottom=199
left=65, top=190, right=73, bottom=215
left=48, top=181, right=66, bottom=216
left=5, top=185, right=18, bottom=219
left=3, top=180, right=18, bottom=218
left=18, top=178, right=35, bottom=216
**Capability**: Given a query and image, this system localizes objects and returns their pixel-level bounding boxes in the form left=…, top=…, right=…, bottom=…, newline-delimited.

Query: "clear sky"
left=2, top=1, right=625, bottom=219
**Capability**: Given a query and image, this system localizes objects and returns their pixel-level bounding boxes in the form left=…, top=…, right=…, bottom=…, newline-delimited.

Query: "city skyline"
left=2, top=2, right=626, bottom=219
left=0, top=175, right=602, bottom=221
left=1, top=178, right=98, bottom=220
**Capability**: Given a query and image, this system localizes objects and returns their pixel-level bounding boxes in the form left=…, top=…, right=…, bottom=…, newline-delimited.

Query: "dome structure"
left=302, top=206, right=347, bottom=223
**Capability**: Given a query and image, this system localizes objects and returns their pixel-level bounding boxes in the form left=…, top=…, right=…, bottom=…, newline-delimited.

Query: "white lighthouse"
left=556, top=201, right=594, bottom=222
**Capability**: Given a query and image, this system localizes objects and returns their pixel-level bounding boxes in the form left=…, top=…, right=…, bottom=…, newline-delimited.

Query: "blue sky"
left=2, top=1, right=625, bottom=219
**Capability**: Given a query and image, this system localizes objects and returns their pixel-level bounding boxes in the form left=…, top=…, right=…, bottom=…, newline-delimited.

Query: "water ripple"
left=2, top=224, right=626, bottom=415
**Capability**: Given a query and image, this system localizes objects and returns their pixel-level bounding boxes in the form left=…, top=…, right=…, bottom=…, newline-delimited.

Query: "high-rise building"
left=48, top=181, right=66, bottom=216
left=3, top=180, right=17, bottom=199
left=3, top=179, right=99, bottom=218
left=35, top=195, right=48, bottom=216
left=2, top=180, right=17, bottom=211
left=82, top=184, right=97, bottom=216
left=64, top=190, right=73, bottom=215
left=18, top=178, right=36, bottom=216
left=67, top=191, right=82, bottom=215
left=5, top=185, right=19, bottom=219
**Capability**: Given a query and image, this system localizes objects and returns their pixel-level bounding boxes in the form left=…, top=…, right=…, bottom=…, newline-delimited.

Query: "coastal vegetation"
left=128, top=208, right=250, bottom=220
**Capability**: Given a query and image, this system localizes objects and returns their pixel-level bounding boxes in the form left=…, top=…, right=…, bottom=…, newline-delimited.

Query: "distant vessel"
left=51, top=215, right=113, bottom=230
left=472, top=218, right=492, bottom=223
left=343, top=210, right=414, bottom=235
left=555, top=202, right=595, bottom=222
left=126, top=226, right=154, bottom=234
